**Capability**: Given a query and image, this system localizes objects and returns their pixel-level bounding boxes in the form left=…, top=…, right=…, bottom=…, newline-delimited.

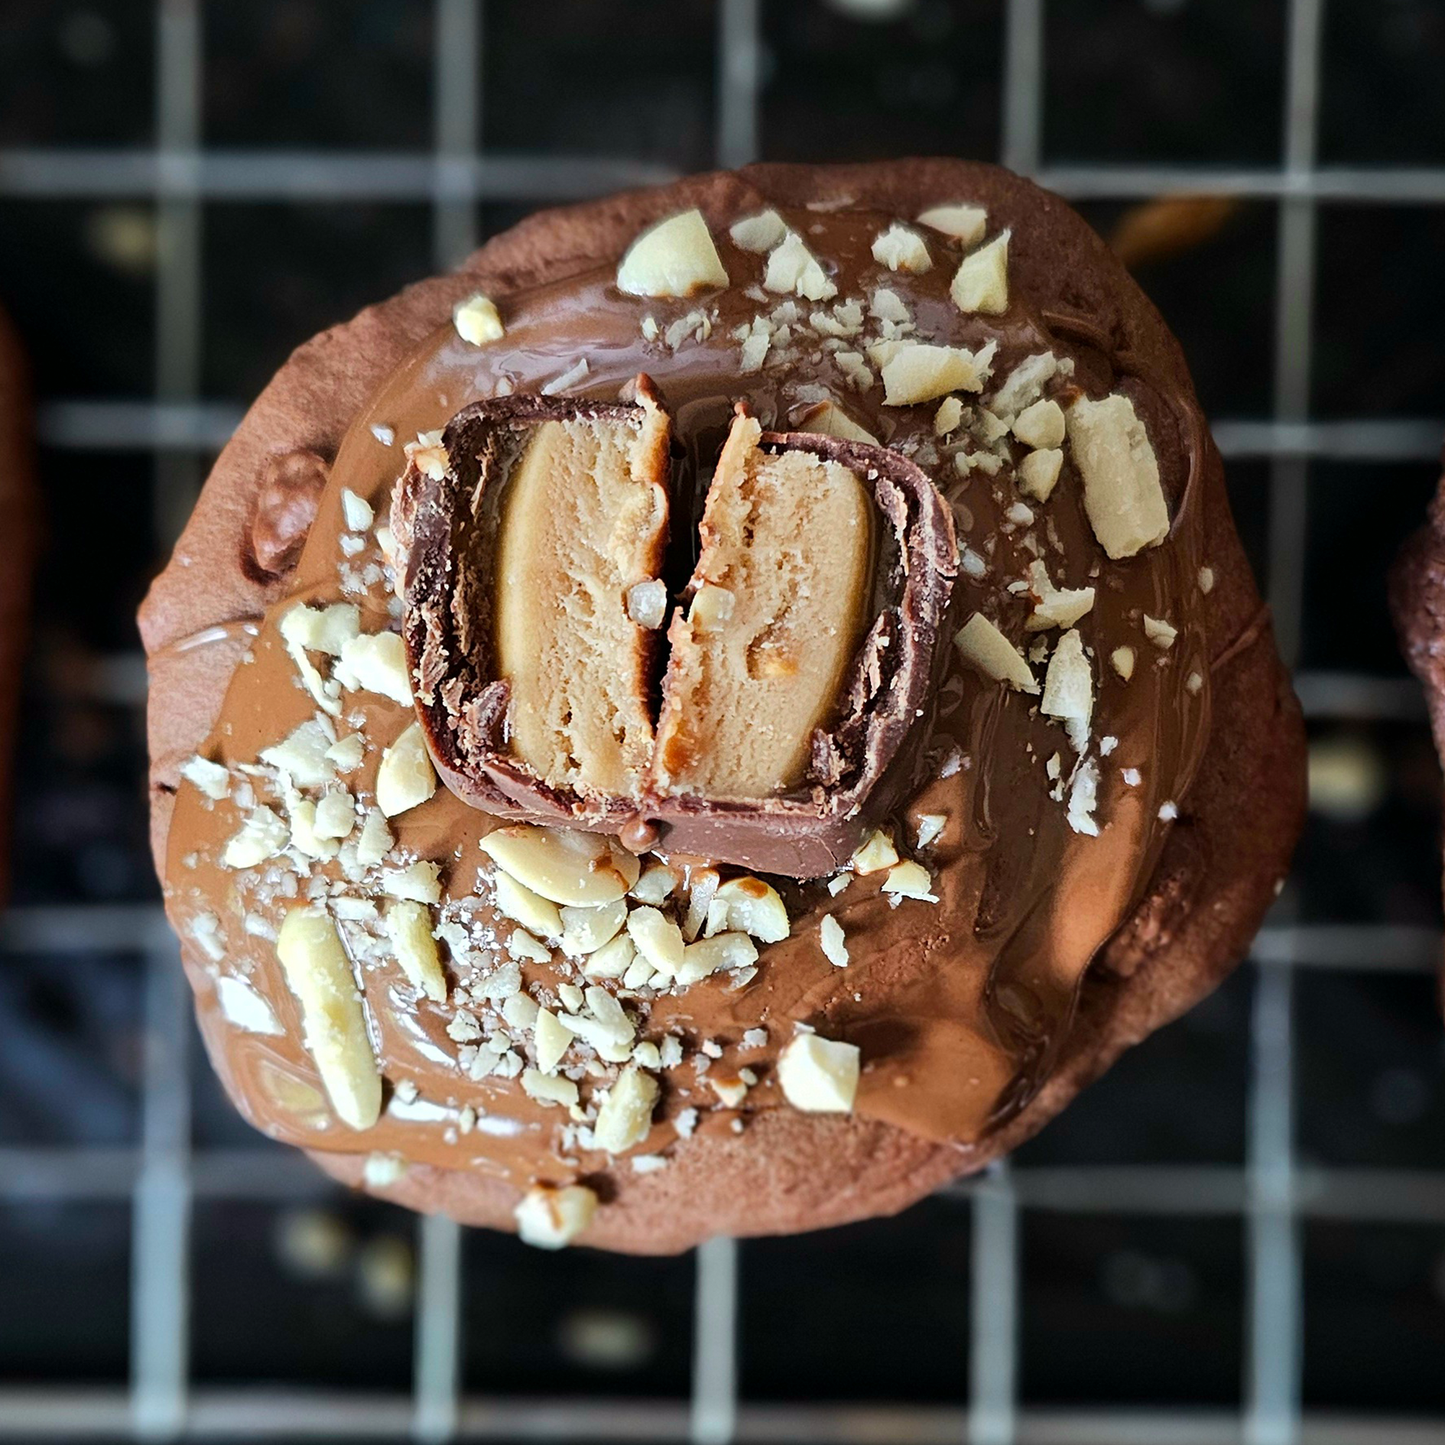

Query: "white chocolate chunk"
left=375, top=722, right=437, bottom=818
left=222, top=805, right=289, bottom=869
left=593, top=1065, right=659, bottom=1153
left=385, top=900, right=446, bottom=1002
left=453, top=292, right=504, bottom=345
left=950, top=230, right=1010, bottom=315
left=703, top=898, right=730, bottom=939
left=1012, top=398, right=1066, bottom=450
left=1025, top=561, right=1095, bottom=632
left=326, top=733, right=365, bottom=773
left=559, top=897, right=628, bottom=957
left=1066, top=758, right=1101, bottom=837
left=477, top=825, right=639, bottom=906
left=541, top=358, right=589, bottom=396
left=620, top=954, right=656, bottom=990
left=977, top=407, right=1010, bottom=444
left=313, top=787, right=356, bottom=839
left=763, top=230, right=837, bottom=301
left=809, top=299, right=864, bottom=337
left=954, top=614, right=1039, bottom=694
left=336, top=631, right=413, bottom=706
left=341, top=488, right=375, bottom=531
left=1111, top=646, right=1136, bottom=681
left=881, top=859, right=938, bottom=902
left=331, top=897, right=378, bottom=922
left=1067, top=393, right=1170, bottom=559
left=737, top=317, right=771, bottom=373
left=583, top=934, right=635, bottom=979
left=992, top=352, right=1060, bottom=418
left=833, top=349, right=875, bottom=392
left=916, top=813, right=947, bottom=848
left=629, top=862, right=678, bottom=906
left=261, top=719, right=336, bottom=789
left=819, top=914, right=848, bottom=967
left=521, top=1069, right=579, bottom=1109
left=681, top=868, right=719, bottom=943
left=1143, top=614, right=1177, bottom=649
left=508, top=930, right=550, bottom=964
left=281, top=601, right=361, bottom=658
left=688, top=583, right=735, bottom=632
left=583, top=986, right=635, bottom=1049
left=274, top=907, right=381, bottom=1130
left=626, top=579, right=667, bottom=630
left=712, top=877, right=790, bottom=943
left=728, top=209, right=786, bottom=253
left=354, top=808, right=393, bottom=867
left=777, top=1033, right=859, bottom=1113
left=381, top=860, right=441, bottom=904
left=1041, top=629, right=1094, bottom=737
left=616, top=209, right=728, bottom=298
left=189, top=912, right=225, bottom=962
left=409, top=442, right=448, bottom=480
left=533, top=1008, right=572, bottom=1073
left=1198, top=565, right=1215, bottom=594
left=1017, top=447, right=1064, bottom=502
left=851, top=828, right=899, bottom=874
left=871, top=223, right=932, bottom=273
left=934, top=396, right=964, bottom=436
left=675, top=931, right=757, bottom=987
left=515, top=1183, right=597, bottom=1249
left=916, top=203, right=988, bottom=246
left=363, top=1151, right=406, bottom=1185
left=870, top=285, right=911, bottom=323
left=711, top=1076, right=749, bottom=1108
left=492, top=869, right=563, bottom=940
left=215, top=974, right=282, bottom=1035
left=283, top=790, right=338, bottom=860
left=181, top=755, right=230, bottom=800
left=502, top=993, right=539, bottom=1032
left=626, top=906, right=685, bottom=978
left=881, top=340, right=995, bottom=405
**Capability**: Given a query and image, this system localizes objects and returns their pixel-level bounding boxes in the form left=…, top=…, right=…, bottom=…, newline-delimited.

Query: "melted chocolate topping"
left=162, top=200, right=1211, bottom=1190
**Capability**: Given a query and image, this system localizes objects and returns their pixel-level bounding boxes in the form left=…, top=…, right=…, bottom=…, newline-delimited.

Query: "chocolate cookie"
left=1390, top=455, right=1445, bottom=1011
left=0, top=305, right=35, bottom=901
left=140, top=161, right=1305, bottom=1252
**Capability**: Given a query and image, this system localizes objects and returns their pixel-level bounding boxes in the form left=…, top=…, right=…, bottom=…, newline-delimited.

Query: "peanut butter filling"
left=652, top=413, right=874, bottom=799
left=492, top=409, right=669, bottom=800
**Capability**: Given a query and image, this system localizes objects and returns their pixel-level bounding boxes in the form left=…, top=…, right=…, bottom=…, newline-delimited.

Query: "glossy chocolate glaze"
left=161, top=200, right=1210, bottom=1190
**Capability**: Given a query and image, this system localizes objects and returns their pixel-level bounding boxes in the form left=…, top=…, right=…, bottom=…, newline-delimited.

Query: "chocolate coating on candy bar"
left=645, top=423, right=958, bottom=877
left=396, top=394, right=956, bottom=878
left=392, top=387, right=671, bottom=828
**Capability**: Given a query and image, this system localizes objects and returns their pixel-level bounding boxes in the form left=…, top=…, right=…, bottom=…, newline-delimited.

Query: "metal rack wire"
left=1, top=0, right=1443, bottom=1440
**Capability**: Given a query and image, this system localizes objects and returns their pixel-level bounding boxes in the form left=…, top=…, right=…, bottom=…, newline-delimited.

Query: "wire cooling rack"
left=2, top=0, right=1444, bottom=1441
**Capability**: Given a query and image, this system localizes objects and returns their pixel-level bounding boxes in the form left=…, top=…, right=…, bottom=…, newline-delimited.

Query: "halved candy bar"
left=645, top=409, right=957, bottom=875
left=391, top=385, right=671, bottom=826
left=392, top=392, right=957, bottom=878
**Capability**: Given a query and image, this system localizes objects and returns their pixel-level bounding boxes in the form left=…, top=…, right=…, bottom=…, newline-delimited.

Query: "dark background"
left=1, top=1, right=1444, bottom=1439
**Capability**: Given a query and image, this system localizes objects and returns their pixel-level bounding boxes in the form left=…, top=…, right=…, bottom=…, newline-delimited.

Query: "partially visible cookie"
left=1389, top=455, right=1445, bottom=1008
left=0, top=305, right=36, bottom=901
